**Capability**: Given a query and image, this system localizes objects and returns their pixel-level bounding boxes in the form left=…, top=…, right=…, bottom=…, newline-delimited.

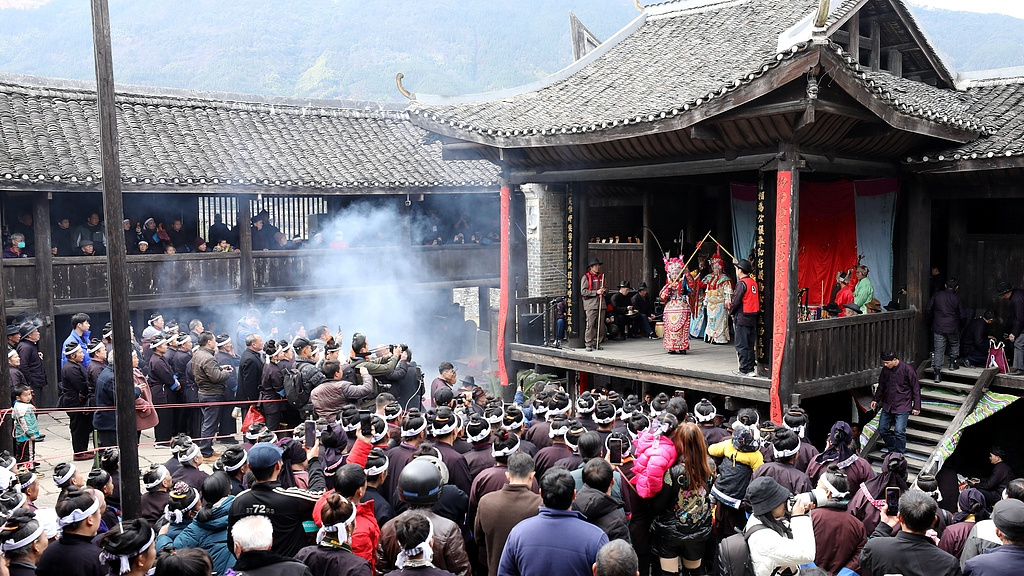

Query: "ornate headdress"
left=664, top=255, right=685, bottom=280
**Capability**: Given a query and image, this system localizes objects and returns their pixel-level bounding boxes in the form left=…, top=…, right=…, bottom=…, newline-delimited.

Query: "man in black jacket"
left=962, top=310, right=998, bottom=368
left=16, top=324, right=48, bottom=398
left=228, top=441, right=325, bottom=558
left=860, top=490, right=961, bottom=576
left=215, top=333, right=241, bottom=444
left=238, top=333, right=265, bottom=403
left=60, top=342, right=93, bottom=460
left=147, top=334, right=178, bottom=446
left=997, top=282, right=1024, bottom=376
left=291, top=337, right=327, bottom=418
left=926, top=277, right=967, bottom=382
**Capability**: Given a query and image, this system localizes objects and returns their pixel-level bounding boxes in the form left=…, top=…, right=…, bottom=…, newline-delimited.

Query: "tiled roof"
left=0, top=75, right=499, bottom=190
left=409, top=0, right=823, bottom=139
left=826, top=43, right=985, bottom=133
left=907, top=76, right=1024, bottom=165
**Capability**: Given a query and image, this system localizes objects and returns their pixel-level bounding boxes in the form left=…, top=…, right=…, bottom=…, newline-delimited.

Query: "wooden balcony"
left=510, top=304, right=920, bottom=401
left=1, top=244, right=499, bottom=314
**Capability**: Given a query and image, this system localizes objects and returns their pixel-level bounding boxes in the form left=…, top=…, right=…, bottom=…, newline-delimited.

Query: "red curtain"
left=798, top=181, right=858, bottom=305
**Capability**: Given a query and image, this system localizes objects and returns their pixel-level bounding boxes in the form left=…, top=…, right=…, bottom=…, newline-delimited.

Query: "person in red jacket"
left=730, top=259, right=759, bottom=377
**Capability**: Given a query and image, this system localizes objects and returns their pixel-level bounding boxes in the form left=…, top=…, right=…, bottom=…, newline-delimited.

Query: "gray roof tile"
left=0, top=76, right=499, bottom=190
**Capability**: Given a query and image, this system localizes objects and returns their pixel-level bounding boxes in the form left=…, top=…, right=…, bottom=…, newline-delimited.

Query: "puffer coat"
left=630, top=428, right=677, bottom=497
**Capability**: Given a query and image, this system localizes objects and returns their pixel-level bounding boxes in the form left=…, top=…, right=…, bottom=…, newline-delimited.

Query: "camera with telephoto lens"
left=788, top=488, right=827, bottom=510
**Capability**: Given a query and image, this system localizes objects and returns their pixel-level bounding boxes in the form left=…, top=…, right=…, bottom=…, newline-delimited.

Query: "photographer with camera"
left=310, top=360, right=375, bottom=422
left=742, top=476, right=816, bottom=576
left=377, top=345, right=422, bottom=410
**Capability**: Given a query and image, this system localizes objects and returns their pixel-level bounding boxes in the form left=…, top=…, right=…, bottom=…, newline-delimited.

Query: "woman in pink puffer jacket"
left=631, top=413, right=680, bottom=498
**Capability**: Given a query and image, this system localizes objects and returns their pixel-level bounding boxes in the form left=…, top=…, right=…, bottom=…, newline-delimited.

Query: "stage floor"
left=510, top=336, right=773, bottom=401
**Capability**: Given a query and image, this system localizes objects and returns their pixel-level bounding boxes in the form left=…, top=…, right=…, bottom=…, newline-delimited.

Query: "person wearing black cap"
left=927, top=277, right=967, bottom=382
left=743, top=476, right=815, bottom=576
left=970, top=447, right=1016, bottom=507
left=59, top=341, right=94, bottom=461
left=228, top=440, right=326, bottom=558
left=581, top=257, right=607, bottom=352
left=962, top=310, right=999, bottom=368
left=214, top=333, right=241, bottom=445
left=729, top=259, right=758, bottom=377
left=997, top=282, right=1024, bottom=375
left=872, top=351, right=920, bottom=455
left=963, top=498, right=1024, bottom=575
left=860, top=490, right=960, bottom=576
left=86, top=337, right=107, bottom=389
left=7, top=323, right=22, bottom=349
left=631, top=282, right=657, bottom=339
left=609, top=281, right=640, bottom=340
left=16, top=323, right=48, bottom=400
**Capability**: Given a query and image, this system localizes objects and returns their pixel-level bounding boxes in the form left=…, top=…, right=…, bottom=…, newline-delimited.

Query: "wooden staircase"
left=861, top=360, right=998, bottom=479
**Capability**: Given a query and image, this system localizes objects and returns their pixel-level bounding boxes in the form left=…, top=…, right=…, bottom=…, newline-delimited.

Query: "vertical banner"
left=565, top=192, right=575, bottom=336
left=769, top=171, right=792, bottom=423
left=497, top=185, right=511, bottom=387
left=754, top=178, right=769, bottom=366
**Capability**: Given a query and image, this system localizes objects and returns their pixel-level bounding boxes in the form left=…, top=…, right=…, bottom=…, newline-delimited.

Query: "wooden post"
left=848, top=12, right=860, bottom=63
left=0, top=247, right=10, bottom=454
left=642, top=191, right=653, bottom=291
left=89, top=0, right=140, bottom=520
left=906, top=179, right=931, bottom=361
left=888, top=48, right=903, bottom=77
left=869, top=21, right=881, bottom=72
left=238, top=194, right=254, bottom=305
left=571, top=184, right=589, bottom=346
left=32, top=193, right=58, bottom=409
left=478, top=286, right=491, bottom=339
left=770, top=143, right=801, bottom=423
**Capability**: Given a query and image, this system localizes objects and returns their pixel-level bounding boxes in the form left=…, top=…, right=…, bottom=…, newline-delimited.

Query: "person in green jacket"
left=853, top=265, right=875, bottom=313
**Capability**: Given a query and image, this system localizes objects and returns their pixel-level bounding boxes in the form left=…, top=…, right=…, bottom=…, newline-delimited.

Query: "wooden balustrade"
left=793, top=308, right=917, bottom=383
left=1, top=245, right=499, bottom=313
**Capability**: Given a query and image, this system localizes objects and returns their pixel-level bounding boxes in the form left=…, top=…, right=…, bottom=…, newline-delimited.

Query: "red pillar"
left=770, top=153, right=800, bottom=423
left=497, top=181, right=511, bottom=386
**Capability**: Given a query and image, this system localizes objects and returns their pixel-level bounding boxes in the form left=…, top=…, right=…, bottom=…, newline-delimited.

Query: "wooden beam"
left=689, top=124, right=723, bottom=141
left=909, top=155, right=1024, bottom=175
left=32, top=193, right=58, bottom=409
left=89, top=0, right=140, bottom=521
left=848, top=11, right=860, bottom=63
left=870, top=21, right=881, bottom=72
left=0, top=180, right=500, bottom=196
left=509, top=153, right=777, bottom=184
left=888, top=0, right=955, bottom=87
left=841, top=122, right=893, bottom=140
left=889, top=48, right=903, bottom=77
left=792, top=102, right=817, bottom=134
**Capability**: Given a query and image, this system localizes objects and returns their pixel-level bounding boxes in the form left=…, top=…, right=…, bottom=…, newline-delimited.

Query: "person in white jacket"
left=744, top=476, right=816, bottom=576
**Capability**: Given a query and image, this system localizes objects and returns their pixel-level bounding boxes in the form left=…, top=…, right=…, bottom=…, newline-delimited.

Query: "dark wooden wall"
left=587, top=243, right=644, bottom=289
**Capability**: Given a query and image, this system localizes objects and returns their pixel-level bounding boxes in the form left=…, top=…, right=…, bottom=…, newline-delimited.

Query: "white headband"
left=467, top=425, right=491, bottom=444
left=773, top=443, right=801, bottom=459
left=576, top=398, right=595, bottom=414
left=87, top=340, right=105, bottom=355
left=55, top=464, right=77, bottom=487
left=64, top=344, right=83, bottom=357
left=143, top=467, right=168, bottom=490
left=316, top=505, right=357, bottom=545
left=821, top=476, right=850, bottom=499
left=547, top=405, right=570, bottom=417
left=58, top=497, right=100, bottom=527
left=484, top=409, right=504, bottom=425
left=370, top=414, right=390, bottom=444
left=224, top=452, right=248, bottom=472
left=1, top=524, right=44, bottom=551
left=492, top=437, right=521, bottom=457
left=341, top=420, right=359, bottom=433
left=430, top=419, right=458, bottom=437
left=785, top=423, right=807, bottom=438
left=17, top=473, right=36, bottom=492
left=99, top=528, right=155, bottom=575
left=593, top=412, right=615, bottom=425
left=402, top=418, right=428, bottom=438
left=365, top=455, right=390, bottom=477
left=177, top=443, right=201, bottom=463
left=163, top=491, right=200, bottom=524
left=548, top=422, right=570, bottom=438
left=695, top=408, right=717, bottom=423
left=396, top=519, right=434, bottom=569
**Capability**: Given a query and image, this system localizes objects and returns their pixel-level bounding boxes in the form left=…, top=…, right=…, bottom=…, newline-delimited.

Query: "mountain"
left=0, top=1, right=1021, bottom=103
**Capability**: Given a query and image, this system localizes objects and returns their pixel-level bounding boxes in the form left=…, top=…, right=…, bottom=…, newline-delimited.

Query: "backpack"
left=282, top=367, right=309, bottom=409
left=715, top=523, right=767, bottom=576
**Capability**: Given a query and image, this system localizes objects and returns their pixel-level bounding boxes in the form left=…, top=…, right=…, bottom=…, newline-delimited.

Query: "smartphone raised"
left=885, top=487, right=901, bottom=515
left=304, top=420, right=317, bottom=449
left=359, top=408, right=373, bottom=436
left=608, top=437, right=623, bottom=465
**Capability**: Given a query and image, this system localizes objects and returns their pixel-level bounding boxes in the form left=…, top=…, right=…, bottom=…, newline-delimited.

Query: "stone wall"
left=523, top=183, right=568, bottom=298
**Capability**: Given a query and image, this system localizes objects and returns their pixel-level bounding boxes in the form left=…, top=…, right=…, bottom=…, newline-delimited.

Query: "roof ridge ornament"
left=634, top=0, right=644, bottom=11
left=396, top=73, right=416, bottom=101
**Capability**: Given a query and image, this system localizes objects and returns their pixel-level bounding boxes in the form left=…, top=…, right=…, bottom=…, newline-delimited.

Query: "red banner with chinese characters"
left=497, top=185, right=510, bottom=387
left=769, top=172, right=792, bottom=423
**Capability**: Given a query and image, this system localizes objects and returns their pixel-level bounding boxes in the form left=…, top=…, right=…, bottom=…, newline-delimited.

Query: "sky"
left=907, top=0, right=1024, bottom=18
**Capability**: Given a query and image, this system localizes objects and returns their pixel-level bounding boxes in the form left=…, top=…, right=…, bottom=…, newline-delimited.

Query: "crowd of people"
left=1, top=313, right=1021, bottom=576
left=3, top=203, right=500, bottom=260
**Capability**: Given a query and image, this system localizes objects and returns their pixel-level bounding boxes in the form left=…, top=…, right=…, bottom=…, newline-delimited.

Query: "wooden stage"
left=510, top=337, right=773, bottom=401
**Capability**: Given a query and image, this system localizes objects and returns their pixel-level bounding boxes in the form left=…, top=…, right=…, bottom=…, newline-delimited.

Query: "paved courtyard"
left=29, top=411, right=229, bottom=509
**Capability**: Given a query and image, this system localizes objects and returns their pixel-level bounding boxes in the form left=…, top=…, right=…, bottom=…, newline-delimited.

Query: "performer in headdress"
left=688, top=263, right=707, bottom=339
left=702, top=253, right=734, bottom=344
left=660, top=256, right=692, bottom=354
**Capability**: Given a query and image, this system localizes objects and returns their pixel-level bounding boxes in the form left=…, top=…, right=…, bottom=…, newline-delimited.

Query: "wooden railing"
left=1, top=245, right=499, bottom=311
left=793, top=308, right=917, bottom=383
